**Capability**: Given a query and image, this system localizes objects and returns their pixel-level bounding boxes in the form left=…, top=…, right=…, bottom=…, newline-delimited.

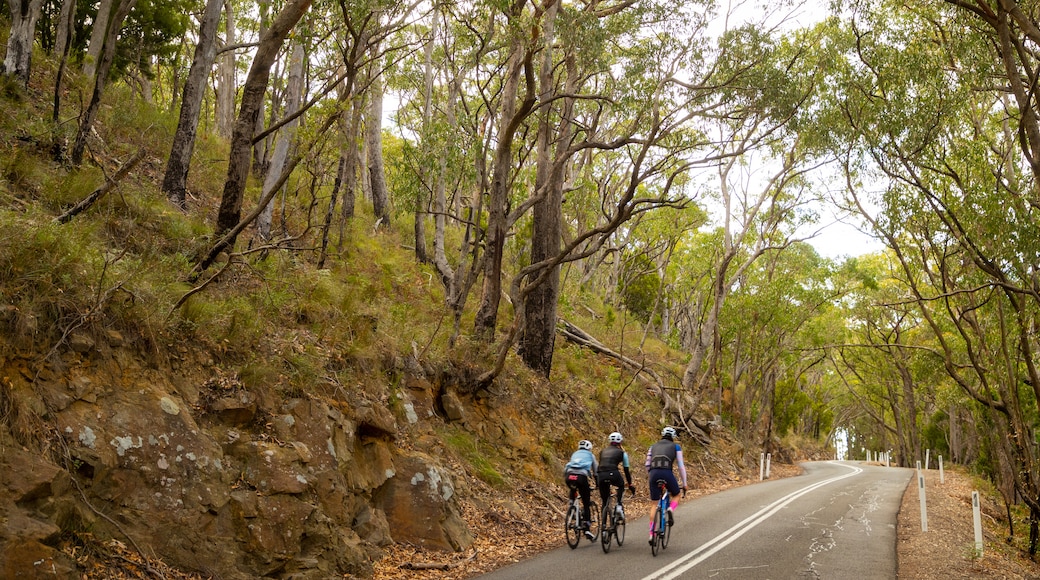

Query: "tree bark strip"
left=213, top=0, right=313, bottom=240
left=161, top=0, right=225, bottom=209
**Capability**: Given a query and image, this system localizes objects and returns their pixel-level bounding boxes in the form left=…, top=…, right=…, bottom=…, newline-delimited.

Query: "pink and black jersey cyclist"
left=645, top=426, right=687, bottom=539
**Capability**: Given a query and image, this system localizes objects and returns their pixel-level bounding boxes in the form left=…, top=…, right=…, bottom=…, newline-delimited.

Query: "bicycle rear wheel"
left=565, top=505, right=580, bottom=549
left=662, top=512, right=671, bottom=549
left=650, top=526, right=659, bottom=557
left=615, top=505, right=625, bottom=547
left=587, top=501, right=600, bottom=541
left=600, top=497, right=615, bottom=553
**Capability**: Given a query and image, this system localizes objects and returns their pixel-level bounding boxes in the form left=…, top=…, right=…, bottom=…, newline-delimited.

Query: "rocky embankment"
left=0, top=329, right=534, bottom=578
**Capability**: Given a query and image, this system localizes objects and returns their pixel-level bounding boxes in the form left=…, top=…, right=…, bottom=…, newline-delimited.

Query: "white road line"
left=640, top=461, right=863, bottom=580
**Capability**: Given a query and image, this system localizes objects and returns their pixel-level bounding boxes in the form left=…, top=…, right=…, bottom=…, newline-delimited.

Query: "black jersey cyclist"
left=596, top=431, right=636, bottom=521
left=645, top=426, right=688, bottom=542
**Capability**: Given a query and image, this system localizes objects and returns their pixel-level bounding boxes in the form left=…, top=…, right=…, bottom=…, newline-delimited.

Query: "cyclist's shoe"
left=667, top=508, right=674, bottom=527
left=615, top=504, right=625, bottom=522
left=584, top=530, right=595, bottom=541
left=648, top=537, right=654, bottom=546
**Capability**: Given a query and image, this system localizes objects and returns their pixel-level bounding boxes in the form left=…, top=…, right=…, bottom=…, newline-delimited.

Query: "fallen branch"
left=558, top=318, right=711, bottom=446
left=54, top=149, right=146, bottom=224
left=559, top=318, right=671, bottom=401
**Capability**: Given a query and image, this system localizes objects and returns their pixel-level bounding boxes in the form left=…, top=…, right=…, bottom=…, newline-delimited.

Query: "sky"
left=805, top=219, right=886, bottom=260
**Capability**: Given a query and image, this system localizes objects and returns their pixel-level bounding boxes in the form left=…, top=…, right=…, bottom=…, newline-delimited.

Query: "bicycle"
left=649, top=479, right=671, bottom=556
left=564, top=485, right=599, bottom=549
left=599, top=490, right=627, bottom=553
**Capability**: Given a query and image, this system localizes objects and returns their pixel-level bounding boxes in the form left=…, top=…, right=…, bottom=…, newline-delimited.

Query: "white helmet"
left=661, top=426, right=677, bottom=439
left=608, top=432, right=623, bottom=444
left=578, top=439, right=593, bottom=450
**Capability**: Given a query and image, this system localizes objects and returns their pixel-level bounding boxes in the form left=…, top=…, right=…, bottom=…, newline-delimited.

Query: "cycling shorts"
left=648, top=468, right=679, bottom=500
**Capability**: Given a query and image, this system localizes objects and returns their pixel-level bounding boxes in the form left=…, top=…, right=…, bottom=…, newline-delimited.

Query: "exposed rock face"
left=374, top=452, right=474, bottom=551
left=0, top=338, right=476, bottom=578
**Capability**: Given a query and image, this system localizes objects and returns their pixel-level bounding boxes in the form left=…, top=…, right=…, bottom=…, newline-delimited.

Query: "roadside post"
left=939, top=455, right=944, bottom=484
left=759, top=452, right=765, bottom=481
left=917, top=461, right=928, bottom=532
left=972, top=491, right=983, bottom=557
left=765, top=453, right=771, bottom=479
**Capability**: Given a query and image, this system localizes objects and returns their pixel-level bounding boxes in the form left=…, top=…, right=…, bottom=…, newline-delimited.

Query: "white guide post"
left=759, top=452, right=765, bottom=481
left=939, top=455, right=944, bottom=484
left=918, top=465, right=928, bottom=532
left=765, top=453, right=771, bottom=478
left=972, top=491, right=983, bottom=557
left=925, top=449, right=931, bottom=470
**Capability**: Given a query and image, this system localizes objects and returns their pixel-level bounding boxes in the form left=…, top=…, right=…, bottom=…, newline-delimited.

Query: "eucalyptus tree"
left=384, top=0, right=495, bottom=343
left=70, top=0, right=137, bottom=165
left=828, top=252, right=944, bottom=467
left=716, top=242, right=840, bottom=452
left=827, top=0, right=1040, bottom=550
left=3, top=0, right=44, bottom=86
left=210, top=0, right=313, bottom=241
left=161, top=0, right=224, bottom=209
left=215, top=0, right=237, bottom=138
left=475, top=0, right=725, bottom=385
left=256, top=39, right=305, bottom=241
left=668, top=19, right=837, bottom=430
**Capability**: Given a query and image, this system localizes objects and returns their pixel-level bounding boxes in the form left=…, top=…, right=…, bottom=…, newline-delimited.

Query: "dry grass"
left=896, top=465, right=1040, bottom=579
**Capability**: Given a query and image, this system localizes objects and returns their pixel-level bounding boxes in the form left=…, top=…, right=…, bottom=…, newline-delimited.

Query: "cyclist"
left=564, top=439, right=598, bottom=540
left=645, top=426, right=688, bottom=543
left=597, top=432, right=636, bottom=522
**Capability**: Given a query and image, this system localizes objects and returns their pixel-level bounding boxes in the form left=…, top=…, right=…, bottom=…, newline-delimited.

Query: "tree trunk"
left=520, top=0, right=564, bottom=377
left=51, top=0, right=76, bottom=126
left=473, top=33, right=535, bottom=339
left=338, top=95, right=362, bottom=241
left=257, top=41, right=305, bottom=241
left=161, top=0, right=224, bottom=209
left=215, top=0, right=237, bottom=138
left=53, top=0, right=76, bottom=65
left=3, top=0, right=45, bottom=87
left=71, top=0, right=137, bottom=166
left=366, top=58, right=390, bottom=228
left=212, top=0, right=313, bottom=243
left=414, top=9, right=440, bottom=264
left=83, top=0, right=113, bottom=78
left=318, top=149, right=347, bottom=268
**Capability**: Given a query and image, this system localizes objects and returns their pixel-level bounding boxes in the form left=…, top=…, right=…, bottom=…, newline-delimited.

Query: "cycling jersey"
left=565, top=448, right=598, bottom=478
left=645, top=439, right=688, bottom=488
left=598, top=445, right=630, bottom=472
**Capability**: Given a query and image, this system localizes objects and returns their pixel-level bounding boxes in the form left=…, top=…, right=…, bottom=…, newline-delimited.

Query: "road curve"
left=477, top=461, right=913, bottom=579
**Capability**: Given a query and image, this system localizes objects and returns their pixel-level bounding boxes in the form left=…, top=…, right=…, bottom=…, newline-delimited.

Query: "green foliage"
left=442, top=428, right=506, bottom=488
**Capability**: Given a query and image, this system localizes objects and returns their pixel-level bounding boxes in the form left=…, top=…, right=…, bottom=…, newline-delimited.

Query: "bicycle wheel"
left=565, top=504, right=580, bottom=549
left=615, top=504, right=626, bottom=547
left=662, top=511, right=671, bottom=550
left=650, top=523, right=659, bottom=557
left=600, top=497, right=615, bottom=553
left=587, top=501, right=600, bottom=541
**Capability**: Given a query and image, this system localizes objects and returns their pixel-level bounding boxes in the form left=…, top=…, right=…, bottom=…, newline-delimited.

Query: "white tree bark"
left=366, top=60, right=390, bottom=226
left=3, top=0, right=45, bottom=86
left=83, top=0, right=114, bottom=78
left=215, top=0, right=237, bottom=138
left=53, top=0, right=76, bottom=59
left=257, top=41, right=305, bottom=241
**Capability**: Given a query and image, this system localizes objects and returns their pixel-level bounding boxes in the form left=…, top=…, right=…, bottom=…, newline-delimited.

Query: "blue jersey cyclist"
left=564, top=439, right=599, bottom=540
left=597, top=432, right=636, bottom=521
left=645, top=426, right=688, bottom=541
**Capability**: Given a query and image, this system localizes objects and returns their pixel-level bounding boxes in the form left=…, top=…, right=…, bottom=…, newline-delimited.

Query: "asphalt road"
left=477, top=461, right=914, bottom=579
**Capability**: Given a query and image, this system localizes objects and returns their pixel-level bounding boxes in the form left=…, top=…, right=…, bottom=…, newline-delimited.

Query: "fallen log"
left=54, top=149, right=146, bottom=224
left=557, top=318, right=710, bottom=446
